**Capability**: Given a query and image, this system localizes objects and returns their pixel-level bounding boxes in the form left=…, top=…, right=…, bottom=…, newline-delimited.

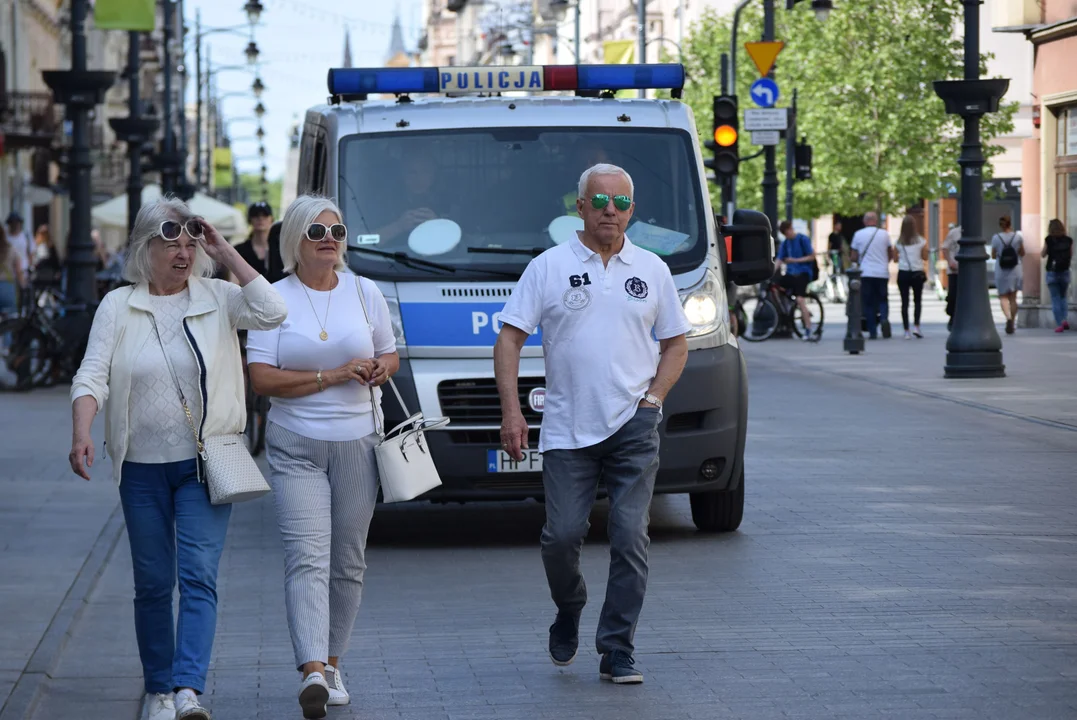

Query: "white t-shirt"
left=246, top=271, right=397, bottom=442
left=498, top=233, right=692, bottom=453
left=896, top=237, right=927, bottom=272
left=7, top=231, right=31, bottom=273
left=851, top=226, right=893, bottom=279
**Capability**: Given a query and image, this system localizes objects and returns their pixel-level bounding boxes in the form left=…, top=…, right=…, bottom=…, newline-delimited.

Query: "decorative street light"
left=254, top=102, right=266, bottom=118
left=548, top=0, right=581, bottom=64
left=256, top=126, right=265, bottom=139
left=933, top=0, right=1009, bottom=378
left=252, top=77, right=265, bottom=98
left=244, top=0, right=265, bottom=24
left=245, top=41, right=260, bottom=64
left=258, top=144, right=266, bottom=157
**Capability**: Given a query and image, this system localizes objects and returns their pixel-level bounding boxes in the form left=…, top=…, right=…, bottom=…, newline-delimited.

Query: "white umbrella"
left=91, top=185, right=250, bottom=244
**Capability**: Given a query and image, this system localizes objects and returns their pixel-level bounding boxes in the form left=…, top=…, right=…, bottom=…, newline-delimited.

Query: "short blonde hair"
left=279, top=194, right=347, bottom=274
left=123, top=196, right=215, bottom=284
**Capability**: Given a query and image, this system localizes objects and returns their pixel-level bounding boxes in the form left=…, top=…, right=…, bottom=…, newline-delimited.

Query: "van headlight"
left=679, top=269, right=723, bottom=338
left=384, top=296, right=407, bottom=347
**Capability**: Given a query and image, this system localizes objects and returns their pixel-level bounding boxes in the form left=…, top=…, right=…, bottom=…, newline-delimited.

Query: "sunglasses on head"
left=159, top=219, right=204, bottom=242
left=590, top=194, right=632, bottom=211
left=305, top=223, right=348, bottom=242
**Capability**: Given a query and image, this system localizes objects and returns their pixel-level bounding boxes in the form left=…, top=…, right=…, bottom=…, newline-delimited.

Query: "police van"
left=295, top=63, right=773, bottom=531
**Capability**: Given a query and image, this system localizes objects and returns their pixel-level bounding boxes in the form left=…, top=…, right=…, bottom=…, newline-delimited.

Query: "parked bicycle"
left=734, top=277, right=824, bottom=343
left=0, top=281, right=92, bottom=391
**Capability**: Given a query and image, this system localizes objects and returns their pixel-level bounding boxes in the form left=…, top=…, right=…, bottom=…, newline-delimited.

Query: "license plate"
left=487, top=449, right=543, bottom=473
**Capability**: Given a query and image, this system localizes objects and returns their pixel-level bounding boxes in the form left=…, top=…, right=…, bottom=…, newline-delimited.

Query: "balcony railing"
left=0, top=91, right=59, bottom=150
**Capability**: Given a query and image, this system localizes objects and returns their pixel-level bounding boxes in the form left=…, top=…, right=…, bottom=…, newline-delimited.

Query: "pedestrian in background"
left=776, top=220, right=818, bottom=340
left=990, top=215, right=1024, bottom=335
left=246, top=195, right=399, bottom=720
left=942, top=224, right=961, bottom=331
left=68, top=196, right=287, bottom=720
left=895, top=215, right=928, bottom=339
left=850, top=211, right=896, bottom=339
left=828, top=220, right=846, bottom=273
left=495, top=163, right=690, bottom=685
left=1042, top=218, right=1073, bottom=333
left=0, top=224, right=26, bottom=320
left=4, top=212, right=32, bottom=282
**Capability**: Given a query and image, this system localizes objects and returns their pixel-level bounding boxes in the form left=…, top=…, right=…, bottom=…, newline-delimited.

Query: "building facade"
left=994, top=0, right=1077, bottom=326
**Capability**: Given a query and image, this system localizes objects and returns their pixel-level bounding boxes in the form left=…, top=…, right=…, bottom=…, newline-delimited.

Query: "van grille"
left=438, top=377, right=545, bottom=424
left=440, top=286, right=513, bottom=298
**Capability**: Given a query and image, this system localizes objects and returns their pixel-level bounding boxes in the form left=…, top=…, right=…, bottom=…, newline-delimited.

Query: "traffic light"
left=795, top=136, right=813, bottom=180
left=704, top=94, right=739, bottom=185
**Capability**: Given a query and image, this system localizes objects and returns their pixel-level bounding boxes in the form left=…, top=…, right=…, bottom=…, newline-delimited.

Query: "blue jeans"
left=540, top=406, right=661, bottom=656
left=861, top=277, right=890, bottom=337
left=0, top=281, right=15, bottom=347
left=120, top=459, right=232, bottom=694
left=1046, top=270, right=1070, bottom=327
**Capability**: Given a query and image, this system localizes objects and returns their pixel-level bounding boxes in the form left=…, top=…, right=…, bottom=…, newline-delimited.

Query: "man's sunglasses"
left=305, top=223, right=348, bottom=242
left=590, top=194, right=632, bottom=211
left=159, top=219, right=204, bottom=241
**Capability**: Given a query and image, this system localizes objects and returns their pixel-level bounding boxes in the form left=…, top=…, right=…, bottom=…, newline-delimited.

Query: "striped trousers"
left=265, top=422, right=380, bottom=669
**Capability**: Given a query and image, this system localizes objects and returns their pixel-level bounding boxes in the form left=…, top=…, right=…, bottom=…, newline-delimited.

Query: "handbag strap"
left=148, top=314, right=205, bottom=457
left=861, top=228, right=880, bottom=259
left=353, top=275, right=410, bottom=438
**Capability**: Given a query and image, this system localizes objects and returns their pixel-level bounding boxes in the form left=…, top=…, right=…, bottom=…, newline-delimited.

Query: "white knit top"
left=125, top=290, right=202, bottom=463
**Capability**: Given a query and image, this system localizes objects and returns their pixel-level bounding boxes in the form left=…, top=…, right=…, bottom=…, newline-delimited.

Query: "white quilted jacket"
left=71, top=275, right=288, bottom=484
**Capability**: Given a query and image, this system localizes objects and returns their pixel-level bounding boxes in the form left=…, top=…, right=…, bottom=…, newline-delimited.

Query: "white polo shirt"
left=499, top=233, right=692, bottom=453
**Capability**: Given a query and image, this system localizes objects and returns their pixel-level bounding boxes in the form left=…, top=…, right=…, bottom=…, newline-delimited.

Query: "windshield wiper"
left=467, top=246, right=548, bottom=257
left=348, top=245, right=456, bottom=274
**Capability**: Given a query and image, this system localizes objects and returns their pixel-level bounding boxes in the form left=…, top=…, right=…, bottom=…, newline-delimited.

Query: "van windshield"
left=338, top=127, right=709, bottom=279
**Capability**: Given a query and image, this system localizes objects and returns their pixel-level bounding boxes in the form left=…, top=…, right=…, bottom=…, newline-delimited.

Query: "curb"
left=0, top=503, right=127, bottom=720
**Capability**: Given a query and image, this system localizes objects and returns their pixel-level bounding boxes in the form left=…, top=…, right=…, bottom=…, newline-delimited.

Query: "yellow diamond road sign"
left=745, top=41, right=785, bottom=77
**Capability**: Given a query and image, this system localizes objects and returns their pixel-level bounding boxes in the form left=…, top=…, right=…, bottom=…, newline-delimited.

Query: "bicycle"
left=821, top=250, right=848, bottom=305
left=1, top=281, right=92, bottom=391
left=734, top=277, right=824, bottom=343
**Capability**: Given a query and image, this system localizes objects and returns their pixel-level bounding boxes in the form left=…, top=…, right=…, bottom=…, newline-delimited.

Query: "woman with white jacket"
left=68, top=197, right=287, bottom=720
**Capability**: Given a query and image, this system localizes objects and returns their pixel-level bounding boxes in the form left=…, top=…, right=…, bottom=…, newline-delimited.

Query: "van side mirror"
left=723, top=209, right=775, bottom=286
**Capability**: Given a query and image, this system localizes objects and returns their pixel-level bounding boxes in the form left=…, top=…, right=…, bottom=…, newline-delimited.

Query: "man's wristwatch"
left=643, top=393, right=662, bottom=409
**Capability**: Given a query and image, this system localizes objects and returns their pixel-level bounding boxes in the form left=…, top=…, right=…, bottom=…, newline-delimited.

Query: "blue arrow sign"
left=750, top=77, right=779, bottom=108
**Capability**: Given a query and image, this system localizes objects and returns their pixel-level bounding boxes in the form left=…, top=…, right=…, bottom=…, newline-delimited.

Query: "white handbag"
left=151, top=317, right=272, bottom=505
left=355, top=276, right=449, bottom=503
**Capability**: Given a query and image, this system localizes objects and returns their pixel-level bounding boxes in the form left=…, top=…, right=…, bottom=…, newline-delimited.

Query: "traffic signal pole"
left=720, top=53, right=734, bottom=220
left=785, top=88, right=797, bottom=223
left=761, top=0, right=780, bottom=236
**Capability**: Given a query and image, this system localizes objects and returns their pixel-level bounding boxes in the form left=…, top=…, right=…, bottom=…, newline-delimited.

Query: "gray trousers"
left=265, top=421, right=380, bottom=669
left=540, top=406, right=661, bottom=656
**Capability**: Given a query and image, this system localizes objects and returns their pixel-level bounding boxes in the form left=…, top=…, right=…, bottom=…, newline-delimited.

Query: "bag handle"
left=354, top=274, right=410, bottom=437
left=149, top=315, right=205, bottom=458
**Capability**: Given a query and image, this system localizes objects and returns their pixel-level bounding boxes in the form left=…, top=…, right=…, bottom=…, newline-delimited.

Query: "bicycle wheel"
left=4, top=321, right=52, bottom=390
left=738, top=295, right=780, bottom=342
left=791, top=293, right=825, bottom=340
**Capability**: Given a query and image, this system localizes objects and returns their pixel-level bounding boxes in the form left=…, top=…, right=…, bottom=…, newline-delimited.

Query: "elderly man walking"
left=850, top=211, right=897, bottom=339
left=494, top=163, right=690, bottom=684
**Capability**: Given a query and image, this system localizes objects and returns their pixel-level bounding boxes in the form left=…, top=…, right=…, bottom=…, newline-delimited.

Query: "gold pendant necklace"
left=299, top=278, right=333, bottom=341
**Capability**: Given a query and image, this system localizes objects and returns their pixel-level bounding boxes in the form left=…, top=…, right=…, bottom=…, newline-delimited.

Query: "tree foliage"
left=676, top=0, right=1018, bottom=219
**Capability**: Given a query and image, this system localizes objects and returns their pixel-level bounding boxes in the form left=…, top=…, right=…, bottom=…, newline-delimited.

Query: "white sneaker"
left=325, top=664, right=350, bottom=706
left=145, top=693, right=175, bottom=720
left=299, top=672, right=330, bottom=719
left=175, top=689, right=211, bottom=720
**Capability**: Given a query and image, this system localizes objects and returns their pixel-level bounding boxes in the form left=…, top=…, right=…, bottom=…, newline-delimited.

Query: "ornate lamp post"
left=933, top=0, right=1009, bottom=378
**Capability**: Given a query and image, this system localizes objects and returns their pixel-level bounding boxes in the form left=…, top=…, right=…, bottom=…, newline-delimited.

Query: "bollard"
left=844, top=264, right=865, bottom=354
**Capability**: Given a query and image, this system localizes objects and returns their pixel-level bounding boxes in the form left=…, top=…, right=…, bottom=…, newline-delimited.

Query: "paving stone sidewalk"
left=7, top=331, right=1077, bottom=720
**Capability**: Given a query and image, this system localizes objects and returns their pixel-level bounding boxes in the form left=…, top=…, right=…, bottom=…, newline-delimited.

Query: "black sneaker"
left=599, top=650, right=644, bottom=684
left=548, top=612, right=579, bottom=666
left=881, top=319, right=892, bottom=338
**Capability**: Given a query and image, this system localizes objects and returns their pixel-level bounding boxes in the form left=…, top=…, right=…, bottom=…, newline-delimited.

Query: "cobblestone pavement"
left=4, top=324, right=1076, bottom=719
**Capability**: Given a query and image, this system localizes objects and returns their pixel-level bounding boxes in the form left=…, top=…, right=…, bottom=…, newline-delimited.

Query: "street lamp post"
left=933, top=0, right=1009, bottom=378
left=110, top=32, right=160, bottom=239
left=760, top=0, right=779, bottom=235
left=42, top=0, right=115, bottom=313
left=160, top=0, right=180, bottom=195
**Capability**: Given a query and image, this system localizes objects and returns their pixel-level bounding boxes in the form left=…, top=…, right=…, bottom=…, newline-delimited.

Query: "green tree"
left=677, top=0, right=1017, bottom=220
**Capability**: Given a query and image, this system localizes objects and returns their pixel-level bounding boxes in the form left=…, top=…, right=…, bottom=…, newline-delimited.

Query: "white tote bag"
left=355, top=276, right=449, bottom=503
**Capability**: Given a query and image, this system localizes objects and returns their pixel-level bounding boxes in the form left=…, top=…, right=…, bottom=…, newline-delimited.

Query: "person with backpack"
left=776, top=221, right=819, bottom=340
left=1041, top=218, right=1073, bottom=333
left=990, top=215, right=1024, bottom=335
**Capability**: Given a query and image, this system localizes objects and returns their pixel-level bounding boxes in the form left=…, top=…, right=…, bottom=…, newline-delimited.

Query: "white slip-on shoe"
left=145, top=693, right=175, bottom=720
left=175, top=689, right=211, bottom=720
left=299, top=672, right=330, bottom=719
left=325, top=664, right=351, bottom=706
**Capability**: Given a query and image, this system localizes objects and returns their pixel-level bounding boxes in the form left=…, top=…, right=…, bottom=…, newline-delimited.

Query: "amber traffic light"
left=704, top=94, right=740, bottom=184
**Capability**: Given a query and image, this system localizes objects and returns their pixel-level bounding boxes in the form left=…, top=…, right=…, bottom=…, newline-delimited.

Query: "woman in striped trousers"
left=246, top=195, right=399, bottom=719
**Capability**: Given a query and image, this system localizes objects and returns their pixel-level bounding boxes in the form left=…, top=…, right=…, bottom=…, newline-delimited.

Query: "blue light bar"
left=327, top=67, right=440, bottom=95
left=577, top=64, right=685, bottom=92
left=326, top=63, right=686, bottom=97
